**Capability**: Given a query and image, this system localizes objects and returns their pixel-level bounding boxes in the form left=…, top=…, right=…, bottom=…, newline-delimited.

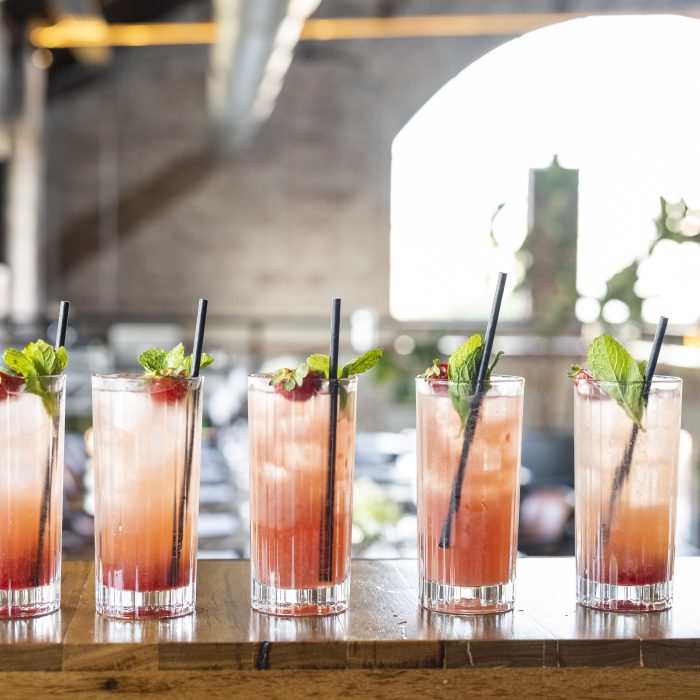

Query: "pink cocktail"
left=417, top=376, right=523, bottom=614
left=0, top=376, right=65, bottom=617
left=248, top=374, right=357, bottom=615
left=92, top=373, right=203, bottom=618
left=575, top=376, right=682, bottom=611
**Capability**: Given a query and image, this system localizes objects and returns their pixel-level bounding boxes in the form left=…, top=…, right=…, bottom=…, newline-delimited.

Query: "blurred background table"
left=1, top=558, right=699, bottom=697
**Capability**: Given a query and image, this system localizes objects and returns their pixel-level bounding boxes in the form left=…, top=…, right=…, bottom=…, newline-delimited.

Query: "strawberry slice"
left=147, top=371, right=188, bottom=404
left=572, top=368, right=607, bottom=400
left=0, top=371, right=24, bottom=401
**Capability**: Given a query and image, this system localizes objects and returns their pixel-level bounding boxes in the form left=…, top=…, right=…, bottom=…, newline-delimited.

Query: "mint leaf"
left=637, top=360, right=648, bottom=379
left=568, top=364, right=584, bottom=378
left=421, top=359, right=443, bottom=379
left=165, top=343, right=185, bottom=371
left=447, top=334, right=504, bottom=427
left=139, top=348, right=168, bottom=373
left=294, top=362, right=309, bottom=385
left=25, top=340, right=54, bottom=375
left=588, top=334, right=645, bottom=427
left=307, top=354, right=330, bottom=378
left=3, top=348, right=35, bottom=377
left=54, top=346, right=68, bottom=374
left=182, top=351, right=215, bottom=376
left=198, top=353, right=215, bottom=372
left=488, top=351, right=505, bottom=376
left=448, top=334, right=482, bottom=381
left=270, top=370, right=287, bottom=386
left=341, top=349, right=383, bottom=378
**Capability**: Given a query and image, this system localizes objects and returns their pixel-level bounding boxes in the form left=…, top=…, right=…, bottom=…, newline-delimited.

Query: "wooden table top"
left=1, top=558, right=699, bottom=673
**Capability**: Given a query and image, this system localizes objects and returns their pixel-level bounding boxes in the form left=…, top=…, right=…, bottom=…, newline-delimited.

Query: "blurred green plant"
left=352, top=477, right=402, bottom=545
left=597, top=196, right=697, bottom=326
left=371, top=340, right=441, bottom=404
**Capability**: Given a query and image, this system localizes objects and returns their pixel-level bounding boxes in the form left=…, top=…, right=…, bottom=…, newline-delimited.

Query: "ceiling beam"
left=29, top=10, right=700, bottom=48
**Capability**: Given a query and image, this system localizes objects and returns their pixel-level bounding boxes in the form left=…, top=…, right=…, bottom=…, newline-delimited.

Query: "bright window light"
left=390, top=15, right=700, bottom=323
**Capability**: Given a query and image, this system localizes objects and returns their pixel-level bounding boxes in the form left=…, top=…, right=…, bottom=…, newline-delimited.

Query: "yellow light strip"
left=301, top=13, right=617, bottom=40
left=29, top=12, right=700, bottom=49
left=29, top=19, right=217, bottom=48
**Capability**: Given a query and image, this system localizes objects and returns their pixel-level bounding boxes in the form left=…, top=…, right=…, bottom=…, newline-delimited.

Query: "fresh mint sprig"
left=138, top=343, right=214, bottom=377
left=3, top=339, right=68, bottom=417
left=585, top=334, right=647, bottom=427
left=304, top=349, right=384, bottom=379
left=447, top=333, right=504, bottom=427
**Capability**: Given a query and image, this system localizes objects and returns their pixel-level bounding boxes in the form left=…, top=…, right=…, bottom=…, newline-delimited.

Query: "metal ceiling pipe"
left=208, top=0, right=321, bottom=153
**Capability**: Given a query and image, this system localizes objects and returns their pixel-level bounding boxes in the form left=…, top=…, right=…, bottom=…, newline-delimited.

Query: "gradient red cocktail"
left=575, top=376, right=682, bottom=611
left=92, top=373, right=203, bottom=618
left=248, top=374, right=357, bottom=615
left=0, top=375, right=65, bottom=617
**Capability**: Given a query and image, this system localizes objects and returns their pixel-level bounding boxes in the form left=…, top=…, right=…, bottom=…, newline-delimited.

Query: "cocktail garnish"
left=421, top=359, right=448, bottom=380
left=139, top=343, right=214, bottom=404
left=270, top=362, right=322, bottom=401
left=269, top=349, right=383, bottom=402
left=421, top=336, right=504, bottom=425
left=2, top=340, right=68, bottom=416
left=572, top=334, right=647, bottom=428
left=447, top=333, right=504, bottom=427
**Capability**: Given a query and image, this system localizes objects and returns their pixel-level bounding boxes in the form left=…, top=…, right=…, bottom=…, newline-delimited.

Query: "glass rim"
left=573, top=374, right=682, bottom=386
left=249, top=372, right=358, bottom=384
left=1, top=373, right=66, bottom=380
left=414, top=373, right=524, bottom=384
left=0, top=373, right=66, bottom=395
left=92, top=372, right=204, bottom=391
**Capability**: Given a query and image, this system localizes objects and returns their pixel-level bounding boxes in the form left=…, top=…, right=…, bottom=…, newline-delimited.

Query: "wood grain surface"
left=0, top=558, right=699, bottom=696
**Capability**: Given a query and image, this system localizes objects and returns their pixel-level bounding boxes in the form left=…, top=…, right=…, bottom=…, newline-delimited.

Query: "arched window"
left=390, top=15, right=700, bottom=328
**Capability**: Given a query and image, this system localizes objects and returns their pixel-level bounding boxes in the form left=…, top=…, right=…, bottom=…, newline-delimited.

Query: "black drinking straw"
left=33, top=301, right=70, bottom=586
left=170, top=299, right=208, bottom=586
left=190, top=299, right=208, bottom=378
left=605, top=316, right=668, bottom=540
left=54, top=301, right=69, bottom=350
left=320, top=297, right=341, bottom=582
left=439, top=273, right=507, bottom=549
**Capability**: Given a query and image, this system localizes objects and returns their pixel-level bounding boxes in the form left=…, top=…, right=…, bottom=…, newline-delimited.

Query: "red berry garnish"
left=421, top=360, right=449, bottom=393
left=0, top=371, right=24, bottom=401
left=271, top=368, right=321, bottom=402
left=147, top=371, right=188, bottom=404
left=572, top=368, right=607, bottom=400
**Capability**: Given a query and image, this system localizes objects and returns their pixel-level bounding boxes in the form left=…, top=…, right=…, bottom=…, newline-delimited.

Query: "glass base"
left=96, top=582, right=195, bottom=619
left=577, top=575, right=672, bottom=612
left=420, top=576, right=514, bottom=615
left=251, top=577, right=349, bottom=616
left=0, top=581, right=60, bottom=618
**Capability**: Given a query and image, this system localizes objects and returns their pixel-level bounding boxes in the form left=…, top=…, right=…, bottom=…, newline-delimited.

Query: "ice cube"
left=0, top=393, right=50, bottom=440
left=0, top=446, right=44, bottom=494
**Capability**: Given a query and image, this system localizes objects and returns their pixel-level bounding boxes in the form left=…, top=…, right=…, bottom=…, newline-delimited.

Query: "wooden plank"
left=1, top=668, right=700, bottom=698
left=0, top=561, right=89, bottom=671
left=3, top=558, right=700, bottom=674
